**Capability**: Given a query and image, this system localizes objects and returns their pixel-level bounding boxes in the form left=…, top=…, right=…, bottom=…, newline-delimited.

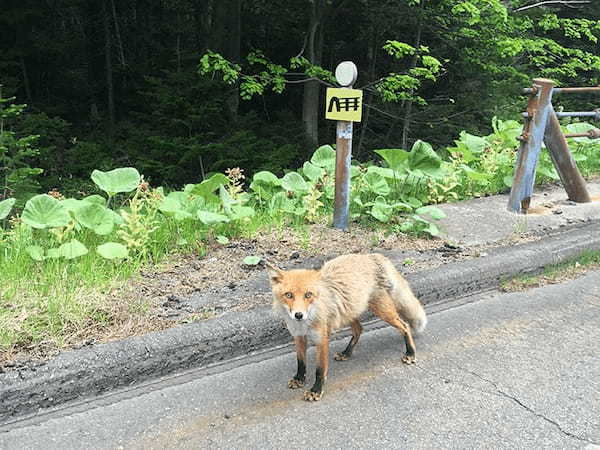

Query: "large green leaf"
left=281, top=172, right=309, bottom=193
left=367, top=166, right=396, bottom=179
left=22, top=194, right=71, bottom=229
left=57, top=239, right=89, bottom=259
left=252, top=171, right=279, bottom=185
left=374, top=149, right=409, bottom=172
left=364, top=167, right=390, bottom=196
left=458, top=131, right=487, bottom=153
left=302, top=161, right=325, bottom=182
left=61, top=198, right=87, bottom=214
left=370, top=197, right=393, bottom=223
left=268, top=192, right=294, bottom=213
left=91, top=168, right=141, bottom=195
left=197, top=210, right=230, bottom=225
left=492, top=117, right=521, bottom=148
left=0, top=198, right=16, bottom=220
left=97, top=242, right=129, bottom=259
left=250, top=171, right=281, bottom=200
left=82, top=194, right=107, bottom=206
left=189, top=173, right=229, bottom=198
left=158, top=193, right=193, bottom=220
left=310, top=145, right=336, bottom=171
left=408, top=140, right=445, bottom=178
left=74, top=203, right=115, bottom=235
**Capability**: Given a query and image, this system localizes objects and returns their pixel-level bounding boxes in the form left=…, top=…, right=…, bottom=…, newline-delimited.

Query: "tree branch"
left=514, top=1, right=591, bottom=12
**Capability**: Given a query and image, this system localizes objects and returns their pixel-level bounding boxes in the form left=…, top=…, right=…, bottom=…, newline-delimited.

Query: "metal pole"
left=522, top=110, right=600, bottom=119
left=333, top=121, right=353, bottom=230
left=544, top=106, right=592, bottom=204
left=508, top=78, right=555, bottom=213
left=523, top=86, right=600, bottom=95
left=564, top=129, right=600, bottom=139
left=331, top=61, right=358, bottom=231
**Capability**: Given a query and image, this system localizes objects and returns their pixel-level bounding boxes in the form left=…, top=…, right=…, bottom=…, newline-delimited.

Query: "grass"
left=501, top=250, right=600, bottom=292
left=0, top=195, right=313, bottom=360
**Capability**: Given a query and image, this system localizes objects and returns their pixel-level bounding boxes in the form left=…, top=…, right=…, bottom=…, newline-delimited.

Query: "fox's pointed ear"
left=265, top=261, right=284, bottom=284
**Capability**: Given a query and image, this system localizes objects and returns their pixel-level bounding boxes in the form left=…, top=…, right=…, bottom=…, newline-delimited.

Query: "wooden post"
left=508, top=78, right=555, bottom=213
left=333, top=121, right=353, bottom=229
left=329, top=61, right=360, bottom=230
left=544, top=105, right=591, bottom=204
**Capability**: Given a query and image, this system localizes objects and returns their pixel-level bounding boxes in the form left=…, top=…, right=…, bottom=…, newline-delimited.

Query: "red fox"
left=267, top=253, right=427, bottom=402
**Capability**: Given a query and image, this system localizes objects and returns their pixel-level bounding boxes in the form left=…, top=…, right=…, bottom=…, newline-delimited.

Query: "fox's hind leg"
left=288, top=336, right=307, bottom=389
left=369, top=293, right=417, bottom=364
left=334, top=320, right=363, bottom=361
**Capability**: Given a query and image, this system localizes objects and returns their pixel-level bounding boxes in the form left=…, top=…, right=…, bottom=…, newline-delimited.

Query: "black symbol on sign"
left=328, top=96, right=361, bottom=112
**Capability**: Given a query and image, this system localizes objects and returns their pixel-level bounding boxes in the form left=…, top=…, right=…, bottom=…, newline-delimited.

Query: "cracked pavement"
left=2, top=270, right=599, bottom=449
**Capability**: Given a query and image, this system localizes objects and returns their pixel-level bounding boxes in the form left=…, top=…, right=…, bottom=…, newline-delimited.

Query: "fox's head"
left=267, top=263, right=321, bottom=322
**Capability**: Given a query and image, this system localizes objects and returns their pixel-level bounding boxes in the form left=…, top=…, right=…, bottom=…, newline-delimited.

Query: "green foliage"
left=243, top=255, right=262, bottom=266
left=96, top=242, right=129, bottom=260
left=376, top=42, right=442, bottom=104
left=0, top=197, right=16, bottom=220
left=199, top=51, right=334, bottom=101
left=21, top=194, right=71, bottom=229
left=0, top=89, right=43, bottom=203
left=74, top=203, right=115, bottom=235
left=91, top=168, right=141, bottom=197
left=3, top=115, right=600, bottom=354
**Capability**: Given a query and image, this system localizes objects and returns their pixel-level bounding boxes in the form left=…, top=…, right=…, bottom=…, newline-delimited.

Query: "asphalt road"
left=2, top=271, right=600, bottom=450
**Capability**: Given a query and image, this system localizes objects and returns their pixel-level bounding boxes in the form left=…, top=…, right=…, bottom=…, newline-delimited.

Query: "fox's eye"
left=304, top=292, right=312, bottom=299
left=284, top=292, right=293, bottom=299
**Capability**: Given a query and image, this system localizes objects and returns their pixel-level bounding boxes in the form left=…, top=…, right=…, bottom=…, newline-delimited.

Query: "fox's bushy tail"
left=377, top=255, right=427, bottom=333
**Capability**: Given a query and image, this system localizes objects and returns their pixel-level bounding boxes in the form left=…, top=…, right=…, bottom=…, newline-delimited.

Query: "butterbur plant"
left=303, top=184, right=324, bottom=223
left=225, top=167, right=245, bottom=200
left=117, top=180, right=160, bottom=257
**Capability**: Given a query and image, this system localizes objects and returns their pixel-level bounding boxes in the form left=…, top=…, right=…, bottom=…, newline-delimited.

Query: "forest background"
left=1, top=0, right=600, bottom=201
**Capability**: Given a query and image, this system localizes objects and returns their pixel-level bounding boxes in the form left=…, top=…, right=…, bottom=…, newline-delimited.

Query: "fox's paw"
left=288, top=378, right=305, bottom=389
left=334, top=352, right=350, bottom=361
left=402, top=354, right=416, bottom=365
left=303, top=390, right=323, bottom=402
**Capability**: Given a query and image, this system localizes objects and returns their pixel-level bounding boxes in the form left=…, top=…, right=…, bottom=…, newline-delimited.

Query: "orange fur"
left=268, top=253, right=427, bottom=401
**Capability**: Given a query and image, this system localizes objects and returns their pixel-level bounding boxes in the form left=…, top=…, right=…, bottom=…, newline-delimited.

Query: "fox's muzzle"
left=294, top=312, right=304, bottom=320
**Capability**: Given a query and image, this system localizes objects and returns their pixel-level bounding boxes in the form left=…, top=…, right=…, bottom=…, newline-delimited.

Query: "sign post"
left=326, top=61, right=362, bottom=230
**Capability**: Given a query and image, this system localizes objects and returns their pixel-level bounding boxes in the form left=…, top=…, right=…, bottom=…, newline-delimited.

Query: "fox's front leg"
left=288, top=336, right=307, bottom=389
left=304, top=330, right=329, bottom=402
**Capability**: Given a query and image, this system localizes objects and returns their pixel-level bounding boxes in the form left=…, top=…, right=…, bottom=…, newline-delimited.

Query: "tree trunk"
left=102, top=0, right=115, bottom=145
left=302, top=0, right=325, bottom=148
left=401, top=0, right=425, bottom=150
left=210, top=0, right=241, bottom=120
left=195, top=0, right=211, bottom=53
left=226, top=0, right=241, bottom=119
left=357, top=33, right=378, bottom=160
left=19, top=54, right=32, bottom=103
left=111, top=0, right=126, bottom=67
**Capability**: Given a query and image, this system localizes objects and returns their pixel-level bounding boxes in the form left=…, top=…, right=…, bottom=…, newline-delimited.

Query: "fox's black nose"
left=294, top=312, right=304, bottom=320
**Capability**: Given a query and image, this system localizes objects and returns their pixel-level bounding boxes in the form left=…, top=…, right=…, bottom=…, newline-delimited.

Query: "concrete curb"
left=2, top=222, right=600, bottom=423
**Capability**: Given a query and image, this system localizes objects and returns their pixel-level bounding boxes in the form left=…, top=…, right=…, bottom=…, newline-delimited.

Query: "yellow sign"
left=325, top=88, right=363, bottom=122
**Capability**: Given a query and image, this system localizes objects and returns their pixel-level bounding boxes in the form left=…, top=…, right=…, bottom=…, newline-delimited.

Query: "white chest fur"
left=276, top=305, right=322, bottom=344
